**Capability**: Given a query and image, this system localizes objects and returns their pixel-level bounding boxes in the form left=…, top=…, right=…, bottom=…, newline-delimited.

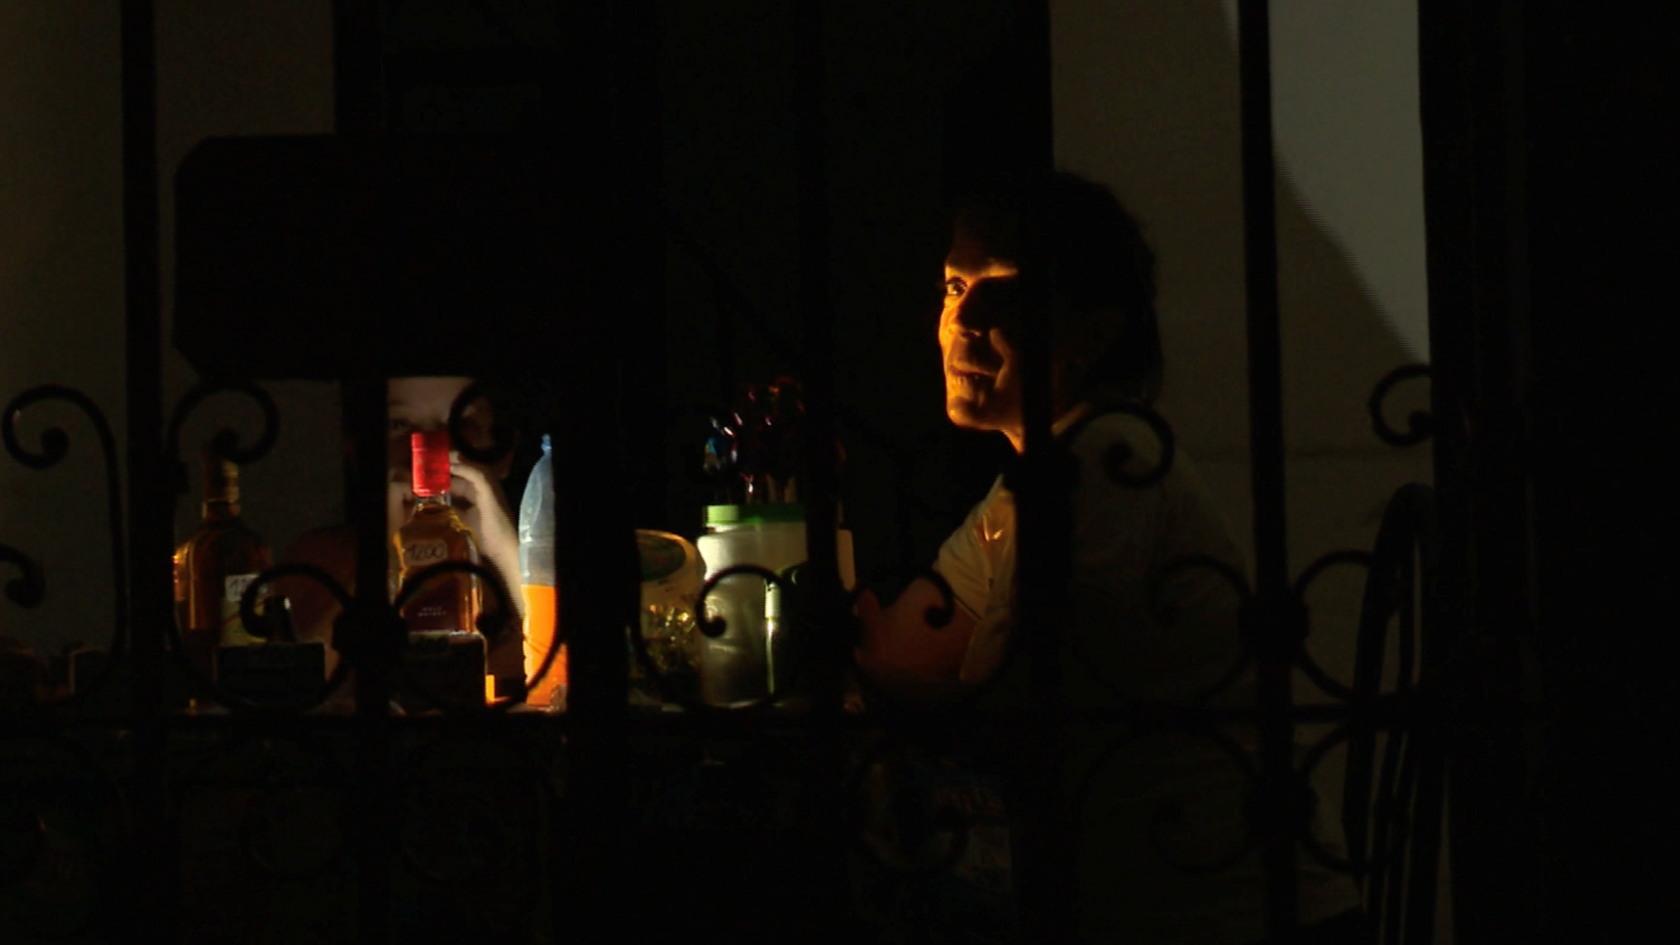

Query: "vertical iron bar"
left=341, top=375, right=391, bottom=945
left=1007, top=0, right=1078, bottom=940
left=1476, top=3, right=1538, bottom=938
left=795, top=0, right=840, bottom=714
left=792, top=2, right=851, bottom=938
left=547, top=5, right=631, bottom=942
left=1415, top=4, right=1482, bottom=942
left=616, top=0, right=671, bottom=534
left=333, top=3, right=393, bottom=943
left=1417, top=2, right=1533, bottom=941
left=1235, top=1, right=1299, bottom=939
left=120, top=1, right=177, bottom=940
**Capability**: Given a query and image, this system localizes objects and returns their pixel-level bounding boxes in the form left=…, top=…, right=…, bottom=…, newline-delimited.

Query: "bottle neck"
left=201, top=452, right=241, bottom=523
left=411, top=491, right=453, bottom=515
left=201, top=498, right=241, bottom=523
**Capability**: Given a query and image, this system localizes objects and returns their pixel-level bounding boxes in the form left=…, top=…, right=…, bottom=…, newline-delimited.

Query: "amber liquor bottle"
left=393, top=430, right=483, bottom=634
left=173, top=448, right=273, bottom=680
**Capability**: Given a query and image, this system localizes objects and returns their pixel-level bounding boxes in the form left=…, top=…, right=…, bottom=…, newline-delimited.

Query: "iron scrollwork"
left=695, top=564, right=789, bottom=642
left=3, top=385, right=128, bottom=699
left=226, top=563, right=358, bottom=713
left=146, top=561, right=354, bottom=715
left=841, top=565, right=958, bottom=716
left=664, top=563, right=793, bottom=711
left=1069, top=718, right=1262, bottom=877
left=392, top=558, right=520, bottom=714
left=1368, top=364, right=1433, bottom=448
left=1291, top=550, right=1375, bottom=704
left=1293, top=721, right=1407, bottom=878
left=164, top=379, right=282, bottom=494
left=843, top=565, right=958, bottom=632
left=1094, top=401, right=1178, bottom=490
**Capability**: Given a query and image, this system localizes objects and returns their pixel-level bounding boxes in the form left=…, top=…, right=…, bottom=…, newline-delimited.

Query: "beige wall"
left=1, top=1, right=340, bottom=656
left=2, top=2, right=124, bottom=654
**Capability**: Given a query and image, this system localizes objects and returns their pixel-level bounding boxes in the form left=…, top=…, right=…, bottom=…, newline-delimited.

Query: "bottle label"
left=220, top=574, right=264, bottom=647
left=224, top=573, right=258, bottom=604
left=404, top=540, right=450, bottom=567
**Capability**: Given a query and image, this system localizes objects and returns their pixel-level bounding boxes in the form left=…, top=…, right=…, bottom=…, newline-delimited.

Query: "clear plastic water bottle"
left=518, top=434, right=564, bottom=710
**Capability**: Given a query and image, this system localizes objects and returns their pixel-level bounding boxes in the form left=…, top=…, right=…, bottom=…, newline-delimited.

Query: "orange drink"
left=522, top=582, right=566, bottom=710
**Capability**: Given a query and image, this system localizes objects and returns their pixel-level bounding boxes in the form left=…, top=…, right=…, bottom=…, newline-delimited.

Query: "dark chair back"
left=1342, top=482, right=1450, bottom=944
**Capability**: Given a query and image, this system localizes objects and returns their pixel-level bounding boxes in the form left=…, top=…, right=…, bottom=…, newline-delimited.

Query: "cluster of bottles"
left=694, top=376, right=855, bottom=707
left=171, top=432, right=538, bottom=711
left=169, top=378, right=853, bottom=713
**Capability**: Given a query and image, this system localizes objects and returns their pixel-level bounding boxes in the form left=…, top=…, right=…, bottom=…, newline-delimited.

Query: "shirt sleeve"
left=931, top=477, right=1002, bottom=623
left=932, top=477, right=1020, bottom=685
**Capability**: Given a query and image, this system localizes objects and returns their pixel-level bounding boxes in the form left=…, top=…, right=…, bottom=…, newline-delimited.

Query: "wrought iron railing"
left=0, top=2, right=1480, bottom=943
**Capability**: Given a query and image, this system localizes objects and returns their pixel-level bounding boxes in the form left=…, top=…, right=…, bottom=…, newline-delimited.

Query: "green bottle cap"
left=705, top=503, right=806, bottom=527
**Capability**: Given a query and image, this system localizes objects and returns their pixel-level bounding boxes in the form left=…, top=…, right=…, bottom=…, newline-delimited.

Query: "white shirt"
left=932, top=404, right=1362, bottom=943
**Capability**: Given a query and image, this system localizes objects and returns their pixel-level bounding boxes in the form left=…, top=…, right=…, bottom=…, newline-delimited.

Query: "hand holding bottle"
left=446, top=449, right=521, bottom=622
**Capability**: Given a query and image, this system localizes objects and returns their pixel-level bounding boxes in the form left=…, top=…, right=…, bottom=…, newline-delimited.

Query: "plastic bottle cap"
left=705, top=503, right=806, bottom=527
left=411, top=430, right=452, bottom=496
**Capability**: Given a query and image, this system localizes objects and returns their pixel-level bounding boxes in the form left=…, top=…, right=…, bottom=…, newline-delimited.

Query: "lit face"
left=385, top=376, right=497, bottom=533
left=939, top=226, right=1028, bottom=449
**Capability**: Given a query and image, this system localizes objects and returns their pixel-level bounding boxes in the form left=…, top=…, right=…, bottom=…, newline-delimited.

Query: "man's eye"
left=388, top=418, right=412, bottom=435
left=944, top=278, right=966, bottom=299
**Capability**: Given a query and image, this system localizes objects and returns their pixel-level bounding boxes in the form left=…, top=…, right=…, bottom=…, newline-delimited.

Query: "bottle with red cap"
left=392, top=430, right=483, bottom=637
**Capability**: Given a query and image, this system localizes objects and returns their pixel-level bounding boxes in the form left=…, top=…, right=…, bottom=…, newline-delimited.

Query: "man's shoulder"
left=1063, top=405, right=1245, bottom=561
left=1065, top=405, right=1179, bottom=489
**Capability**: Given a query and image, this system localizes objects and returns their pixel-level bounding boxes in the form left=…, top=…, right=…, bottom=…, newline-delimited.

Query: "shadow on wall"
left=1051, top=0, right=1434, bottom=662
left=1052, top=0, right=1443, bottom=934
left=1054, top=0, right=1427, bottom=460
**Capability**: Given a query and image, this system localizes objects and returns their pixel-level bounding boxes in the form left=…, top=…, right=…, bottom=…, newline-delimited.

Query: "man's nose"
left=952, top=280, right=1014, bottom=334
left=949, top=296, right=983, bottom=336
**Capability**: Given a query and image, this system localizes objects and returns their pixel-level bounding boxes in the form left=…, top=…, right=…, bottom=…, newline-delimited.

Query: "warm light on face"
left=939, top=227, right=1027, bottom=450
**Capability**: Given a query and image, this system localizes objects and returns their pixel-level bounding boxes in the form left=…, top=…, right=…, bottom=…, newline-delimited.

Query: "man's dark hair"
left=952, top=171, right=1163, bottom=403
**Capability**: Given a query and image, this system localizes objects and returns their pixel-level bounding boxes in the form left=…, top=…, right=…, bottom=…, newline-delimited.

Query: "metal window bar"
left=1233, top=2, right=1303, bottom=938
left=119, top=1, right=175, bottom=939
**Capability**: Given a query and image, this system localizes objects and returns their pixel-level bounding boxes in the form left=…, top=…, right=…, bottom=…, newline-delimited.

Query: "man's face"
left=939, top=226, right=1026, bottom=446
left=385, top=376, right=496, bottom=533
